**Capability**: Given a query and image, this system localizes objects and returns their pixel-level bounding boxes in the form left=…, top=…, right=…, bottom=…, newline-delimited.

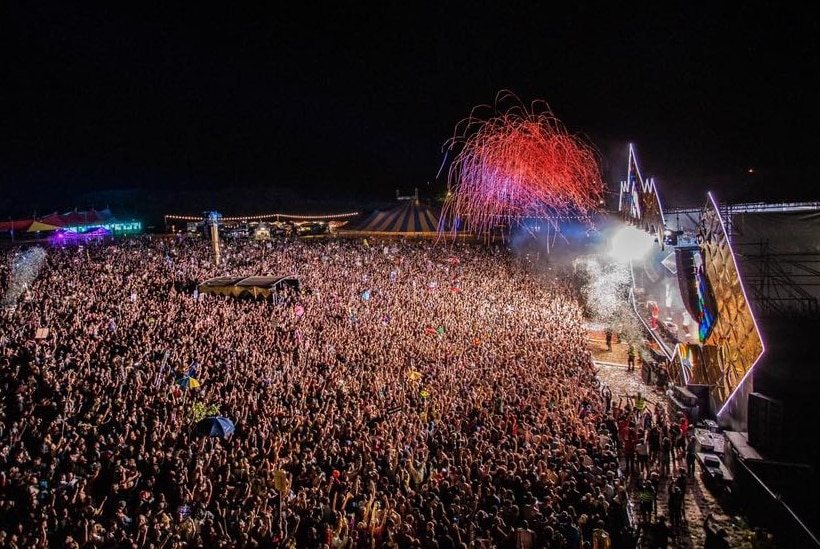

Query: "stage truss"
left=618, top=143, right=666, bottom=239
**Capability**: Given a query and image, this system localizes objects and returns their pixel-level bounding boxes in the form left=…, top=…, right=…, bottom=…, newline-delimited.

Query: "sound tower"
left=685, top=383, right=711, bottom=421
left=748, top=392, right=783, bottom=455
left=675, top=246, right=700, bottom=320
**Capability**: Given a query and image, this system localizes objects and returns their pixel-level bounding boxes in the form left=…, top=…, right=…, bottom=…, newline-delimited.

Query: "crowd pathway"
left=587, top=327, right=758, bottom=548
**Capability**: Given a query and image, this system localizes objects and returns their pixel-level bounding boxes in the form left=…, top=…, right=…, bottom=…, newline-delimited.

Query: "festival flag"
left=176, top=375, right=201, bottom=389
left=406, top=369, right=423, bottom=382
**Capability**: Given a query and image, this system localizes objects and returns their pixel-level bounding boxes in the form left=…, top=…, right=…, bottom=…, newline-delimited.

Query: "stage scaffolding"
left=665, top=201, right=820, bottom=320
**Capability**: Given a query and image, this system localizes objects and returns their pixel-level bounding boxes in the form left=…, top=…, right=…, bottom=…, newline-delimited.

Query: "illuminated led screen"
left=693, top=250, right=718, bottom=342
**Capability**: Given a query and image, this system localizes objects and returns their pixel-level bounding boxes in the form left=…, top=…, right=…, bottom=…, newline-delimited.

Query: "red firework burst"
left=440, top=91, right=604, bottom=236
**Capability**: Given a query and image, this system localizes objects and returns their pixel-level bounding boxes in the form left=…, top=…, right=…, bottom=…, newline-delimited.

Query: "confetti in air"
left=574, top=255, right=645, bottom=345
left=440, top=90, right=605, bottom=237
left=575, top=256, right=631, bottom=321
left=1, top=247, right=47, bottom=309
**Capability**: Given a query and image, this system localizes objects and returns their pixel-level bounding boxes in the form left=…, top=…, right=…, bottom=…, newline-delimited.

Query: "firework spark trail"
left=1, top=247, right=47, bottom=309
left=441, top=91, right=604, bottom=236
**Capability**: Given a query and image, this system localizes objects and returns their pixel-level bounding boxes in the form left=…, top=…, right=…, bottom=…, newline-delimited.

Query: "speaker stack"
left=748, top=392, right=784, bottom=455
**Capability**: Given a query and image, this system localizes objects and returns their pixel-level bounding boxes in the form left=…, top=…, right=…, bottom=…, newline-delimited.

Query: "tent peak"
left=396, top=187, right=419, bottom=202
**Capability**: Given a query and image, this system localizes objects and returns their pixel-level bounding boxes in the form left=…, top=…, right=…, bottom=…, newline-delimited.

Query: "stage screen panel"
left=693, top=249, right=718, bottom=342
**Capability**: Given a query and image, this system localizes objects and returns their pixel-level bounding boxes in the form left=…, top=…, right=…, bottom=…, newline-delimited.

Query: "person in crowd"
left=591, top=519, right=612, bottom=549
left=601, top=384, right=613, bottom=415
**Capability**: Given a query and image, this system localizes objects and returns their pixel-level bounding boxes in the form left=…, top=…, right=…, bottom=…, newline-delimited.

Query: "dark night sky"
left=2, top=2, right=819, bottom=216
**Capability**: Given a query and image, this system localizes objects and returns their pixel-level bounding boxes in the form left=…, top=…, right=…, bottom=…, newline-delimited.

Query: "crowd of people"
left=0, top=234, right=686, bottom=548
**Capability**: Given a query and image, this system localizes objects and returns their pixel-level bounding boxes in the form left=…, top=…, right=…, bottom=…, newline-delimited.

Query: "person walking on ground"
left=636, top=436, right=650, bottom=476
left=673, top=469, right=689, bottom=523
left=627, top=344, right=637, bottom=372
left=623, top=426, right=638, bottom=477
left=638, top=480, right=656, bottom=524
left=677, top=412, right=690, bottom=456
left=667, top=483, right=683, bottom=529
left=647, top=515, right=672, bottom=548
left=660, top=435, right=673, bottom=477
left=686, top=435, right=698, bottom=477
left=647, top=423, right=662, bottom=468
left=605, top=328, right=613, bottom=351
left=630, top=391, right=647, bottom=412
left=669, top=420, right=682, bottom=461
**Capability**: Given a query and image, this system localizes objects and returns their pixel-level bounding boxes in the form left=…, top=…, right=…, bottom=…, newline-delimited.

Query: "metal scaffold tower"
left=665, top=201, right=820, bottom=319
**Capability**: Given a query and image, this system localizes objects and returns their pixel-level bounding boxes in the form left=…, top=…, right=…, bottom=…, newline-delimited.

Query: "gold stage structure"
left=619, top=145, right=764, bottom=431
left=667, top=193, right=764, bottom=430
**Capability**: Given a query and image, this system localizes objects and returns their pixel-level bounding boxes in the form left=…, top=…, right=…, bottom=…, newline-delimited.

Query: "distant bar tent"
left=0, top=208, right=142, bottom=237
left=198, top=275, right=300, bottom=300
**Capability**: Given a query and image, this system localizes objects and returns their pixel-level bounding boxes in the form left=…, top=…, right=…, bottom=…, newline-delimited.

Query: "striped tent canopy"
left=353, top=199, right=441, bottom=235
left=27, top=220, right=62, bottom=232
left=0, top=218, right=35, bottom=232
left=0, top=208, right=117, bottom=233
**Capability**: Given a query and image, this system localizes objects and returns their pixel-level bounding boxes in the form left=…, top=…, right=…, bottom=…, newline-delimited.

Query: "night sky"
left=3, top=3, right=819, bottom=217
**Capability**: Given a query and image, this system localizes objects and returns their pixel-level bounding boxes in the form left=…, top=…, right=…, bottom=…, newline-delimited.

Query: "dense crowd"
left=0, top=235, right=681, bottom=548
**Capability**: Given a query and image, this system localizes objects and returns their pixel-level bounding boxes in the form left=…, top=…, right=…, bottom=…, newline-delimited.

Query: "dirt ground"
left=587, top=328, right=758, bottom=548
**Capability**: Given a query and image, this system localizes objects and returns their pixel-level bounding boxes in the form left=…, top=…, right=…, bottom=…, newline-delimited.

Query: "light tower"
left=205, top=211, right=223, bottom=265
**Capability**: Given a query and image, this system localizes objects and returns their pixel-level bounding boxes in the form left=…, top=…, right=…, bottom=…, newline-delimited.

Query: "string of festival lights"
left=164, top=212, right=360, bottom=223
left=440, top=91, right=605, bottom=236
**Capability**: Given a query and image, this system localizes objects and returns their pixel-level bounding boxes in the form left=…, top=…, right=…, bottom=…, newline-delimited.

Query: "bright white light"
left=609, top=226, right=656, bottom=262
